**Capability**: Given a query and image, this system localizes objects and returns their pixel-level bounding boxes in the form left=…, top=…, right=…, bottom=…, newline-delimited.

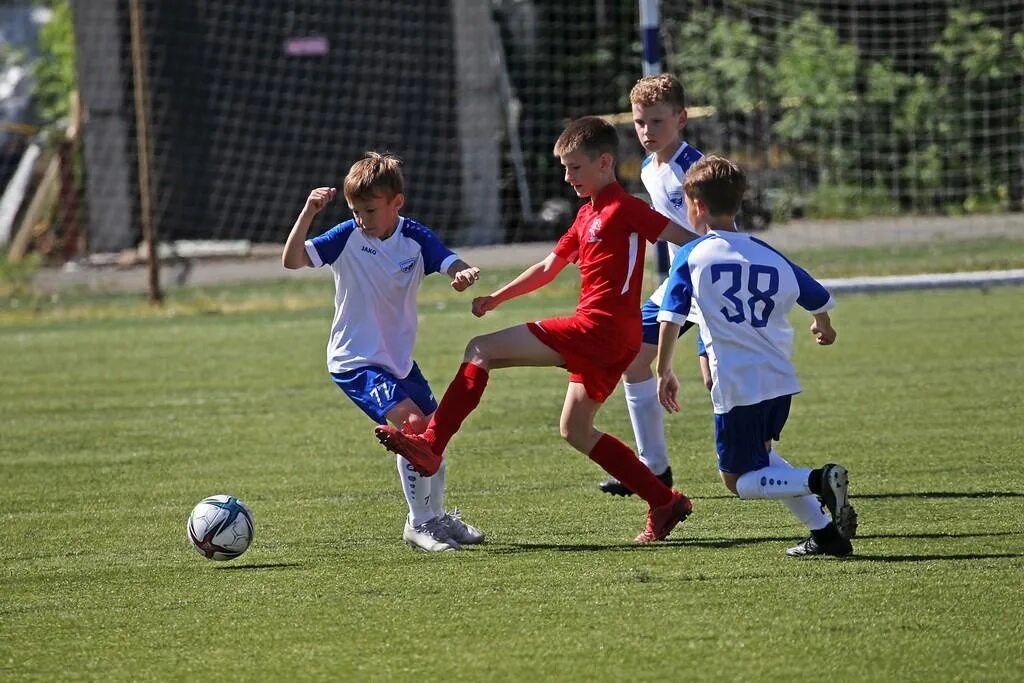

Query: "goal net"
left=8, top=0, right=1023, bottom=259
left=657, top=0, right=1024, bottom=237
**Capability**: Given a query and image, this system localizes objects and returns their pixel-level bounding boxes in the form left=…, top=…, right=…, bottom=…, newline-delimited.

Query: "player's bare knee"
left=462, top=337, right=490, bottom=366
left=622, top=365, right=653, bottom=384
left=719, top=471, right=740, bottom=496
left=559, top=421, right=584, bottom=449
left=404, top=413, right=428, bottom=434
left=558, top=418, right=573, bottom=443
left=560, top=424, right=594, bottom=453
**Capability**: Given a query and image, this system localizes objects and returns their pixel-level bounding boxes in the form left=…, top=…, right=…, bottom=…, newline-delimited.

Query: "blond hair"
left=343, top=151, right=404, bottom=202
left=629, top=74, right=686, bottom=110
left=552, top=116, right=619, bottom=160
left=683, top=156, right=747, bottom=216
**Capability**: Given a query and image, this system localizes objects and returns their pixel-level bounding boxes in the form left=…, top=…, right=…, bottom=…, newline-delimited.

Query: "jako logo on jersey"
left=587, top=218, right=603, bottom=243
left=668, top=190, right=684, bottom=208
left=398, top=258, right=416, bottom=273
left=361, top=245, right=377, bottom=255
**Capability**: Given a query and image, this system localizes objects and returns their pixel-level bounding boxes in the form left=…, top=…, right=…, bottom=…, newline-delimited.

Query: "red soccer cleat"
left=374, top=425, right=443, bottom=476
left=634, top=490, right=693, bottom=543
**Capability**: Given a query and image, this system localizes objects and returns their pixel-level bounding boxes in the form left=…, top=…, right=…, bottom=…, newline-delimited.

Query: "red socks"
left=588, top=434, right=673, bottom=507
left=425, top=362, right=489, bottom=454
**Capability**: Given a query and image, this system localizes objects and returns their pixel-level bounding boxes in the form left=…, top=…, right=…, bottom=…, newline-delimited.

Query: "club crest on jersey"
left=587, top=218, right=603, bottom=243
left=668, top=190, right=684, bottom=208
left=398, top=257, right=417, bottom=273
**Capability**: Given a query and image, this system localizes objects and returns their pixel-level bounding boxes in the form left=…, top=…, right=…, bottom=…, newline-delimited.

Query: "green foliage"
left=803, top=182, right=899, bottom=219
left=670, top=10, right=765, bottom=114
left=667, top=7, right=1024, bottom=218
left=34, top=0, right=76, bottom=126
left=770, top=13, right=857, bottom=148
left=0, top=253, right=41, bottom=298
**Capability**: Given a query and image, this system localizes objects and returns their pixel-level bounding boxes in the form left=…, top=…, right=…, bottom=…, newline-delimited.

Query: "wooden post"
left=128, top=0, right=162, bottom=304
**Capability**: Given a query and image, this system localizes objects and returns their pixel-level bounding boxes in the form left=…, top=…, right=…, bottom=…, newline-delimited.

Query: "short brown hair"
left=683, top=156, right=747, bottom=216
left=343, top=151, right=404, bottom=202
left=629, top=74, right=686, bottom=110
left=552, top=116, right=618, bottom=160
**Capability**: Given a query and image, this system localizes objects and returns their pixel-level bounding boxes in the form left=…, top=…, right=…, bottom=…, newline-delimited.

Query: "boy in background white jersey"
left=599, top=74, right=707, bottom=497
left=656, top=156, right=859, bottom=557
left=282, top=151, right=484, bottom=552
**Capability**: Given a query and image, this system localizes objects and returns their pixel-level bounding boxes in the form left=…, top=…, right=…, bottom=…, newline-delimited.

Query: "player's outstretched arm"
left=810, top=312, right=837, bottom=345
left=446, top=259, right=481, bottom=292
left=472, top=252, right=567, bottom=317
left=283, top=187, right=336, bottom=269
left=657, top=221, right=698, bottom=247
left=656, top=320, right=683, bottom=412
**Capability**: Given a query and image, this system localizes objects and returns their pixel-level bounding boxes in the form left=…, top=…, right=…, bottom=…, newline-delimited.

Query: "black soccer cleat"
left=817, top=463, right=858, bottom=539
left=600, top=467, right=673, bottom=497
left=786, top=529, right=854, bottom=558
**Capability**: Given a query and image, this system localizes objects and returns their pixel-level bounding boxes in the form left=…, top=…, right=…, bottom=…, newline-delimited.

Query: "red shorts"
left=527, top=315, right=640, bottom=402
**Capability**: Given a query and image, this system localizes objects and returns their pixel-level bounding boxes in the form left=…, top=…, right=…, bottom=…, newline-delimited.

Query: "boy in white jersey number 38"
left=282, top=152, right=485, bottom=552
left=656, top=155, right=859, bottom=557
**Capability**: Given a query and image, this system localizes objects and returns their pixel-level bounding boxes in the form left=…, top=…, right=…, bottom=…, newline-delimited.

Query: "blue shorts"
left=330, top=362, right=437, bottom=425
left=714, top=395, right=792, bottom=474
left=641, top=297, right=695, bottom=345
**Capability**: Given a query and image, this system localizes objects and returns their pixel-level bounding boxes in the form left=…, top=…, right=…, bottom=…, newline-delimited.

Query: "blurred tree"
left=33, top=0, right=75, bottom=128
left=770, top=12, right=858, bottom=186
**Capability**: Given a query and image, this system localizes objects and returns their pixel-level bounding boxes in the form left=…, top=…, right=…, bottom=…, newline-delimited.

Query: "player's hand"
left=811, top=320, right=837, bottom=345
left=471, top=295, right=498, bottom=317
left=451, top=266, right=481, bottom=292
left=304, top=187, right=337, bottom=215
left=657, top=371, right=681, bottom=413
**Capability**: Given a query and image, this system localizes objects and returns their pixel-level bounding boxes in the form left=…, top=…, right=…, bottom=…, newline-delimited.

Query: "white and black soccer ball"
left=186, top=495, right=255, bottom=561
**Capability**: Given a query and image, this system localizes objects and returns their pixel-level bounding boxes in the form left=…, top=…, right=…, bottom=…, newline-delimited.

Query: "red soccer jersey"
left=553, top=182, right=669, bottom=343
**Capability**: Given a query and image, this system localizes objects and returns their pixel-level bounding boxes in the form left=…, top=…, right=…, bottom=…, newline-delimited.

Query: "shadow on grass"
left=854, top=491, right=1024, bottom=500
left=693, top=491, right=1024, bottom=501
left=848, top=552, right=1024, bottom=563
left=486, top=542, right=659, bottom=554
left=487, top=530, right=1020, bottom=554
left=213, top=562, right=303, bottom=571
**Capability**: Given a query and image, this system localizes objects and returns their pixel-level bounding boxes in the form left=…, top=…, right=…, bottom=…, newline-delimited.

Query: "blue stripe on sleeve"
left=401, top=219, right=454, bottom=275
left=659, top=235, right=709, bottom=320
left=309, top=220, right=357, bottom=266
left=673, top=143, right=704, bottom=173
left=749, top=236, right=832, bottom=312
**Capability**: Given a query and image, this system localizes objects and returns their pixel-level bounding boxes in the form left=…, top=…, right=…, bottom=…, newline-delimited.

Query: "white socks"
left=429, top=458, right=448, bottom=519
left=398, top=454, right=449, bottom=527
left=768, top=449, right=831, bottom=530
left=735, top=466, right=812, bottom=498
left=624, top=377, right=670, bottom=475
left=734, top=449, right=831, bottom=531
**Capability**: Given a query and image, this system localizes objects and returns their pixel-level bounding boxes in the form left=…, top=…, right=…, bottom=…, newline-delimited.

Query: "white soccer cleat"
left=440, top=508, right=485, bottom=545
left=403, top=518, right=459, bottom=552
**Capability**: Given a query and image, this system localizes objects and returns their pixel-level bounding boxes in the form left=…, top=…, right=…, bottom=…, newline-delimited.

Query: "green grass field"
left=2, top=267, right=1023, bottom=681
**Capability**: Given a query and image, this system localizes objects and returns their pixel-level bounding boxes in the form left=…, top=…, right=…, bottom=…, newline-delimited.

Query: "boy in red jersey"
left=375, top=116, right=696, bottom=542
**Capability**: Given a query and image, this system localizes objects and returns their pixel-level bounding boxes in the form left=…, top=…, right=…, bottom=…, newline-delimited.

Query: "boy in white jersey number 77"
left=282, top=152, right=485, bottom=553
left=657, top=156, right=859, bottom=557
left=599, top=74, right=707, bottom=497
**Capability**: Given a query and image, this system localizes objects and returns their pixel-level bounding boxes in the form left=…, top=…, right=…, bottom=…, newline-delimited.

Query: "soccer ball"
left=186, top=495, right=255, bottom=561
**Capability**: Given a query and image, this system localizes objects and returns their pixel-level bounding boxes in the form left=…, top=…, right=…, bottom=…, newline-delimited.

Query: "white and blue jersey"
left=657, top=230, right=835, bottom=414
left=641, top=141, right=703, bottom=304
left=305, top=216, right=461, bottom=377
left=639, top=142, right=703, bottom=344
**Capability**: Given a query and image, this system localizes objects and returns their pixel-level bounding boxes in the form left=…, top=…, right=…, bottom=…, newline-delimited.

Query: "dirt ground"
left=28, top=213, right=1024, bottom=294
